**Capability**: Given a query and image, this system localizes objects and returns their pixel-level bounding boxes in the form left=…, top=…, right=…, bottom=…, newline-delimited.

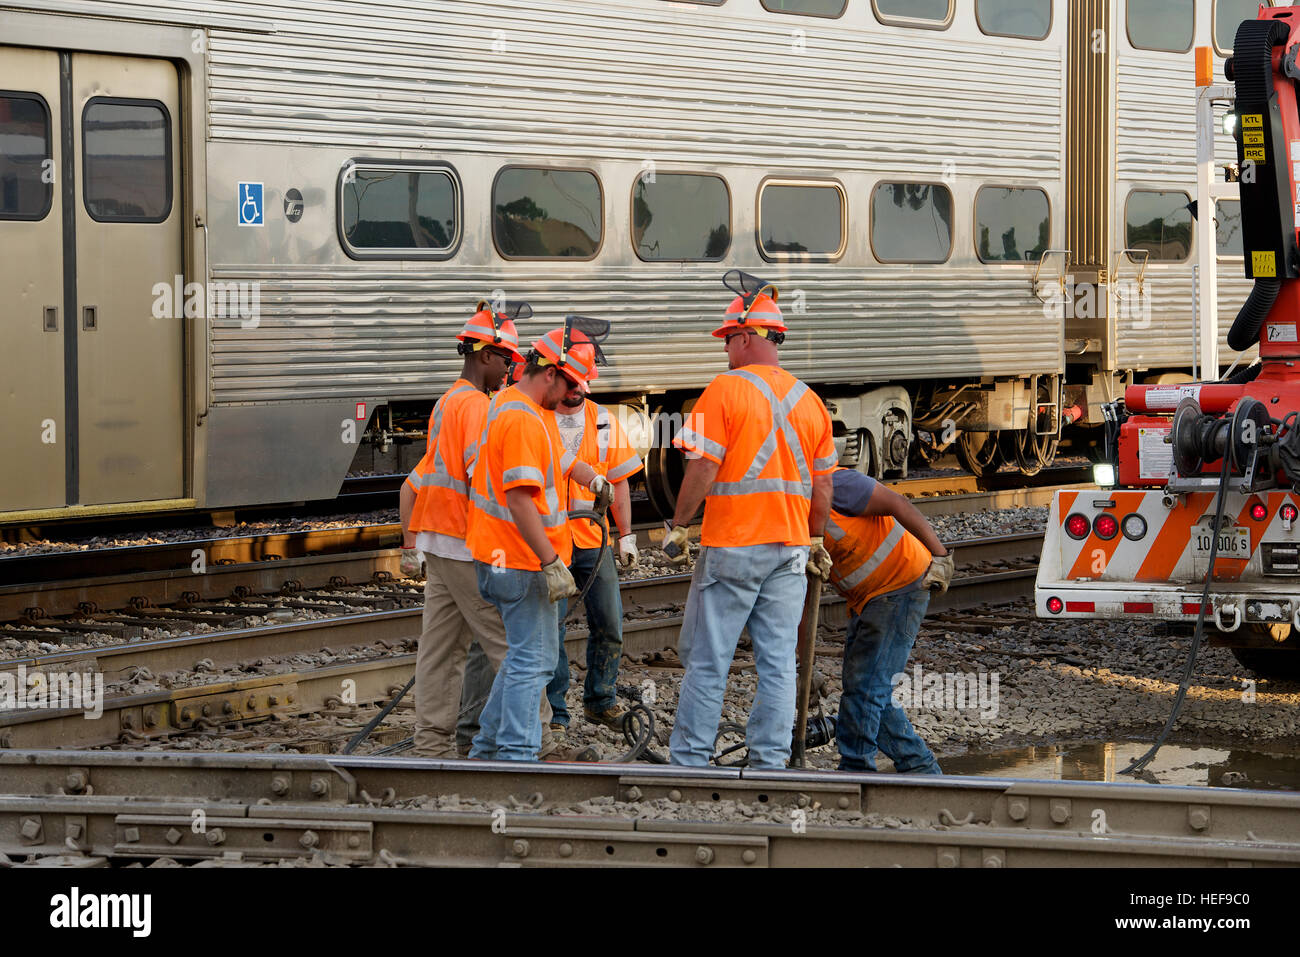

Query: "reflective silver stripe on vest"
left=837, top=520, right=906, bottom=591
left=419, top=471, right=468, bottom=494
left=476, top=394, right=565, bottom=522
left=463, top=437, right=480, bottom=469
left=560, top=448, right=577, bottom=474
left=708, top=369, right=812, bottom=498
left=428, top=381, right=477, bottom=487
left=503, top=466, right=545, bottom=486
left=677, top=427, right=726, bottom=461
left=607, top=453, right=641, bottom=482
left=813, top=453, right=838, bottom=472
left=825, top=516, right=848, bottom=541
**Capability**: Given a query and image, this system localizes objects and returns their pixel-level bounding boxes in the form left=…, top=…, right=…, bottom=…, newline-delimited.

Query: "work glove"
left=589, top=474, right=614, bottom=513
left=400, top=546, right=424, bottom=579
left=806, top=536, right=833, bottom=581
left=662, top=522, right=691, bottom=566
left=922, top=553, right=955, bottom=594
left=617, top=533, right=640, bottom=568
left=542, top=555, right=579, bottom=604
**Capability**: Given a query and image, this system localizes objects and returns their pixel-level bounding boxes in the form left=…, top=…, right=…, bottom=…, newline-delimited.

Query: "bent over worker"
left=398, top=300, right=525, bottom=758
left=547, top=367, right=644, bottom=738
left=664, top=272, right=837, bottom=770
left=824, top=466, right=953, bottom=774
left=466, top=320, right=615, bottom=761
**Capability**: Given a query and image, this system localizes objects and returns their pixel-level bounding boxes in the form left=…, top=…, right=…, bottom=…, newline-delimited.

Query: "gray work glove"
left=617, top=533, right=640, bottom=568
left=542, top=555, right=579, bottom=604
left=589, top=474, right=614, bottom=513
left=400, top=546, right=425, bottom=579
left=922, top=553, right=955, bottom=593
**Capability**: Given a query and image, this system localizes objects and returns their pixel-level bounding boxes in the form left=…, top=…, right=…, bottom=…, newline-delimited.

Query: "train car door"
left=72, top=53, right=183, bottom=506
left=0, top=46, right=64, bottom=510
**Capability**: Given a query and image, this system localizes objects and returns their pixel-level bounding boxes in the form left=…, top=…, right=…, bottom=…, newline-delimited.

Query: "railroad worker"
left=546, top=366, right=644, bottom=740
left=664, top=271, right=837, bottom=770
left=398, top=300, right=526, bottom=758
left=467, top=322, right=615, bottom=761
left=824, top=466, right=953, bottom=774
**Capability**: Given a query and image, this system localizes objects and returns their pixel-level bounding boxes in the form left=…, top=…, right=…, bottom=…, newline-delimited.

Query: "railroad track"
left=0, top=533, right=1041, bottom=750
left=0, top=750, right=1296, bottom=867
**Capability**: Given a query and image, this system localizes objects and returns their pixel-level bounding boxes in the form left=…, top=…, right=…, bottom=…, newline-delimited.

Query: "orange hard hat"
left=531, top=327, right=597, bottom=393
left=457, top=299, right=528, bottom=363
left=712, top=270, right=786, bottom=339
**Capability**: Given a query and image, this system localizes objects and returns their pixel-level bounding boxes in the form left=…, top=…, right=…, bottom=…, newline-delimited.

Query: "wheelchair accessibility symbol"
left=238, top=182, right=264, bottom=227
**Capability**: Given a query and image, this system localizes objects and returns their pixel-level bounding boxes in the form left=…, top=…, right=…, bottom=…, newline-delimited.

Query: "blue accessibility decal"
left=238, top=182, right=264, bottom=227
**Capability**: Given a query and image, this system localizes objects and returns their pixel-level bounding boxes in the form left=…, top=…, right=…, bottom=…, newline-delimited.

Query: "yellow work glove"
left=922, top=553, right=955, bottom=593
left=542, top=555, right=579, bottom=603
left=662, top=522, right=691, bottom=566
left=806, top=536, right=833, bottom=581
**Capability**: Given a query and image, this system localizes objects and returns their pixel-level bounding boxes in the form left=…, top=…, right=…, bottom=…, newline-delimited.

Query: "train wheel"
left=643, top=404, right=689, bottom=521
left=955, top=431, right=1001, bottom=477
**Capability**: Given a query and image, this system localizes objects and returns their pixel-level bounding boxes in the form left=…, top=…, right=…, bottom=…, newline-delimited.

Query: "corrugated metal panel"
left=208, top=267, right=1064, bottom=402
left=1067, top=0, right=1108, bottom=268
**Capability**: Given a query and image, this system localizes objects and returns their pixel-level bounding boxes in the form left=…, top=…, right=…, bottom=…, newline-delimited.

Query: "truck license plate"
left=1194, top=525, right=1251, bottom=558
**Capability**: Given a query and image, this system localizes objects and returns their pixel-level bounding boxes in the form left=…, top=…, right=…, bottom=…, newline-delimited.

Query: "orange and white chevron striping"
left=1036, top=489, right=1300, bottom=631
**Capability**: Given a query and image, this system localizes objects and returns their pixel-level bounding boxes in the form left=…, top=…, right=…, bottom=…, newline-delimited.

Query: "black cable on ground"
left=614, top=702, right=667, bottom=763
left=343, top=675, right=415, bottom=755
left=1122, top=450, right=1233, bottom=775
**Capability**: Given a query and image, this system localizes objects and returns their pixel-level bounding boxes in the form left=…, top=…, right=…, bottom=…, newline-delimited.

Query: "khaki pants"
left=414, top=553, right=551, bottom=757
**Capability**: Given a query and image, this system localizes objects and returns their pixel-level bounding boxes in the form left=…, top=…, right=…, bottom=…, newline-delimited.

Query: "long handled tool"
left=790, top=575, right=822, bottom=768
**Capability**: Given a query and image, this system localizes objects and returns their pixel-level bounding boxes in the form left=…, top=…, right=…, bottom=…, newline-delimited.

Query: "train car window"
left=1127, top=0, right=1195, bottom=53
left=975, top=0, right=1052, bottom=39
left=632, top=173, right=730, bottom=262
left=340, top=165, right=460, bottom=258
left=872, top=0, right=954, bottom=27
left=975, top=187, right=1050, bottom=263
left=758, top=182, right=846, bottom=261
left=1214, top=0, right=1272, bottom=55
left=1125, top=189, right=1193, bottom=261
left=760, top=0, right=847, bottom=17
left=1214, top=199, right=1243, bottom=258
left=870, top=182, right=953, bottom=263
left=0, top=92, right=52, bottom=220
left=493, top=167, right=603, bottom=260
left=82, top=98, right=171, bottom=223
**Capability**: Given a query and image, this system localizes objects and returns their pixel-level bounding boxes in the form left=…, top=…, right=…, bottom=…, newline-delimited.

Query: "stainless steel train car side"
left=0, top=0, right=1253, bottom=522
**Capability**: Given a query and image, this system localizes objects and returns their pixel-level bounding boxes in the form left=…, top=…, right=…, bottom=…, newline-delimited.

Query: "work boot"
left=583, top=703, right=628, bottom=729
left=539, top=726, right=566, bottom=759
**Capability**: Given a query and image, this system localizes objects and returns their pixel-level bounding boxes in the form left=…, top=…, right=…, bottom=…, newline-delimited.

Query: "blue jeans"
left=469, top=561, right=560, bottom=761
left=669, top=543, right=808, bottom=770
left=548, top=545, right=623, bottom=725
left=838, top=588, right=941, bottom=774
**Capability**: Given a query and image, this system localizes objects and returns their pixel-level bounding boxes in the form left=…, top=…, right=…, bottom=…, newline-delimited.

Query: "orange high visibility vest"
left=559, top=401, right=644, bottom=551
left=674, top=365, right=836, bottom=548
left=824, top=508, right=932, bottom=616
left=406, top=379, right=485, bottom=540
left=466, top=384, right=573, bottom=571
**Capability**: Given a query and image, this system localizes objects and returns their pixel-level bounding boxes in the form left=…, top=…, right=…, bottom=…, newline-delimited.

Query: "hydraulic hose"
left=1227, top=278, right=1282, bottom=352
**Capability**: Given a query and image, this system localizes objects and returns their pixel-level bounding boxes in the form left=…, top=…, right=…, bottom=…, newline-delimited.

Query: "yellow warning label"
left=1253, top=250, right=1278, bottom=277
left=1245, top=130, right=1266, bottom=145
left=1243, top=113, right=1264, bottom=128
left=1245, top=146, right=1268, bottom=163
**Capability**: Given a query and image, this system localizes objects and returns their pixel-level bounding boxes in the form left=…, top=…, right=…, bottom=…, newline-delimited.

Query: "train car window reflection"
left=976, top=187, right=1050, bottom=263
left=1127, top=0, right=1194, bottom=53
left=760, top=0, right=847, bottom=17
left=872, top=0, right=954, bottom=26
left=1125, top=189, right=1193, bottom=262
left=633, top=173, right=730, bottom=262
left=1214, top=0, right=1271, bottom=55
left=1214, top=199, right=1243, bottom=258
left=758, top=182, right=845, bottom=261
left=493, top=167, right=602, bottom=260
left=975, top=0, right=1051, bottom=39
left=0, top=93, right=52, bottom=220
left=871, top=182, right=953, bottom=263
left=82, top=98, right=171, bottom=223
left=341, top=167, right=458, bottom=254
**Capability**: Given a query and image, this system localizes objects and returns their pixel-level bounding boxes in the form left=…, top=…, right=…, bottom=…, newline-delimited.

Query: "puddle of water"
left=937, top=741, right=1300, bottom=790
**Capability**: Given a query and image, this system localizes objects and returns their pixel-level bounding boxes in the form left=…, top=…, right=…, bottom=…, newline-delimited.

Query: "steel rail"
left=0, top=750, right=1295, bottom=866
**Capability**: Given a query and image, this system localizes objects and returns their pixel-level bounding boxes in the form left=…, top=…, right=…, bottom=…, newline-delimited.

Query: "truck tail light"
left=1065, top=514, right=1091, bottom=539
left=1046, top=596, right=1064, bottom=614
left=1094, top=514, right=1119, bottom=540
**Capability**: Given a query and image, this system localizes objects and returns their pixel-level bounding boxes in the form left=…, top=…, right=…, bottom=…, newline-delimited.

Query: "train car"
left=0, top=0, right=1259, bottom=524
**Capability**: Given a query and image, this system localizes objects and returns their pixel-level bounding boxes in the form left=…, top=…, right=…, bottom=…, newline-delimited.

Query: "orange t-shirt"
left=467, top=385, right=574, bottom=571
left=674, top=365, right=836, bottom=548
left=405, top=379, right=485, bottom=540
left=554, top=401, right=644, bottom=551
